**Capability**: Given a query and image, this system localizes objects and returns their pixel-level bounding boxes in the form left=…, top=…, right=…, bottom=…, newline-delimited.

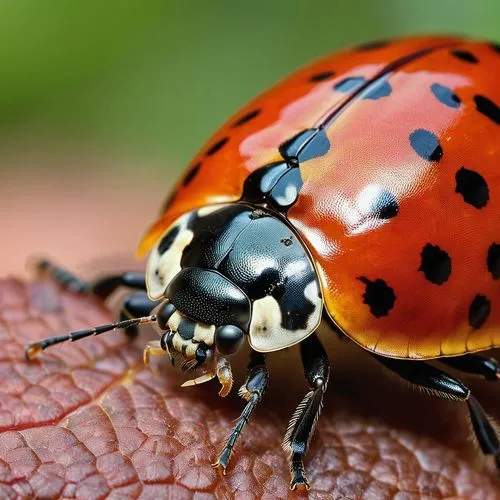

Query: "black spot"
left=469, top=294, right=491, bottom=329
left=356, top=40, right=390, bottom=51
left=490, top=43, right=500, bottom=54
left=161, top=190, right=178, bottom=212
left=409, top=129, right=443, bottom=162
left=158, top=225, right=180, bottom=255
left=334, top=77, right=367, bottom=93
left=474, top=95, right=500, bottom=125
left=309, top=70, right=335, bottom=82
left=364, top=187, right=399, bottom=219
left=455, top=167, right=489, bottom=209
left=419, top=243, right=452, bottom=285
left=362, top=78, right=392, bottom=100
left=358, top=277, right=396, bottom=318
left=182, top=162, right=201, bottom=187
left=430, top=83, right=461, bottom=109
left=232, top=109, right=261, bottom=127
left=451, top=49, right=479, bottom=63
left=487, top=243, right=500, bottom=280
left=206, top=137, right=229, bottom=156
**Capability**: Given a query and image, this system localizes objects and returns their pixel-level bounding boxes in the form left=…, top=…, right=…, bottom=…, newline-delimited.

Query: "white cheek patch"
left=248, top=281, right=322, bottom=352
left=146, top=226, right=194, bottom=300
left=197, top=204, right=226, bottom=217
left=193, top=323, right=215, bottom=346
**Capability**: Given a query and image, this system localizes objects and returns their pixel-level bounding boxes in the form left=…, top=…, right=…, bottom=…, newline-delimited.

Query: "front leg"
left=213, top=350, right=268, bottom=474
left=283, top=333, right=330, bottom=490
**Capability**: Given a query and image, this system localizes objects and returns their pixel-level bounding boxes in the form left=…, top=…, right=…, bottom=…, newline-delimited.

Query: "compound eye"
left=214, top=325, right=245, bottom=355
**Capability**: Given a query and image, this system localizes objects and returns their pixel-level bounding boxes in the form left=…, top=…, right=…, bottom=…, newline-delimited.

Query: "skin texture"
left=140, top=36, right=500, bottom=360
left=1, top=279, right=500, bottom=498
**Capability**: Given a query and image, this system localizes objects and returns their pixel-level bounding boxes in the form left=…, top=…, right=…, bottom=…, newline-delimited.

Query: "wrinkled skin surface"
left=1, top=278, right=499, bottom=499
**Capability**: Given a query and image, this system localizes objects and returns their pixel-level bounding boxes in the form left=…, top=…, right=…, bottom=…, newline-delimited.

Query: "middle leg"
left=283, top=333, right=330, bottom=490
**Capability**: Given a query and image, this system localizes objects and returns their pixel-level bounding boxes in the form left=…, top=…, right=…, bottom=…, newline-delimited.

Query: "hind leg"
left=34, top=258, right=146, bottom=299
left=33, top=258, right=156, bottom=339
left=439, top=354, right=500, bottom=381
left=374, top=355, right=500, bottom=470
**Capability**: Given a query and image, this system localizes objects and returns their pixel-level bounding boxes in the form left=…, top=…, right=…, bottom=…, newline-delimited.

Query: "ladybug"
left=25, top=35, right=500, bottom=490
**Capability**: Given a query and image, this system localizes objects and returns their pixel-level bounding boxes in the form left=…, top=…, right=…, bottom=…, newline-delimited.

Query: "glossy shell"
left=139, top=36, right=500, bottom=359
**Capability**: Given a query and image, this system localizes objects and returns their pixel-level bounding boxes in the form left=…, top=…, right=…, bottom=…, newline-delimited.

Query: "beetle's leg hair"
left=283, top=333, right=330, bottom=490
left=374, top=355, right=500, bottom=470
left=33, top=258, right=146, bottom=300
left=439, top=354, right=500, bottom=381
left=213, top=350, right=268, bottom=475
left=119, top=291, right=159, bottom=340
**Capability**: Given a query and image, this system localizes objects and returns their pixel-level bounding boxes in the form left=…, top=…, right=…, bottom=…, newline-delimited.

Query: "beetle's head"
left=144, top=203, right=323, bottom=395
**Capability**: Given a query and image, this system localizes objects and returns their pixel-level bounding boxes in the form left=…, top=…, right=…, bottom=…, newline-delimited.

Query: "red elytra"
left=139, top=35, right=500, bottom=360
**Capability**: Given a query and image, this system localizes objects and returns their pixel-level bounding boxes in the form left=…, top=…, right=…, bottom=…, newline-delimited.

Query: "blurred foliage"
left=1, top=0, right=499, bottom=172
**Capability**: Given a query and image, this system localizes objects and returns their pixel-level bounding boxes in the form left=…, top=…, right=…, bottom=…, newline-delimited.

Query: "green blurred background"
left=2, top=0, right=499, bottom=274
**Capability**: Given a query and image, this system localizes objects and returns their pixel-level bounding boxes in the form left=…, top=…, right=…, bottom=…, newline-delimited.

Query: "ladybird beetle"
left=25, top=35, right=500, bottom=489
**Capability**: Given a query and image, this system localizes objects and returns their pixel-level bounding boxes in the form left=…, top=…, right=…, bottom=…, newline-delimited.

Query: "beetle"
left=25, top=35, right=500, bottom=490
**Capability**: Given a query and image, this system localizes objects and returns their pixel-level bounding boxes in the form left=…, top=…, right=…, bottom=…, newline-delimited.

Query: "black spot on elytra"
left=356, top=40, right=390, bottom=51
left=362, top=78, right=392, bottom=100
left=419, top=243, right=452, bottom=285
left=161, top=190, right=178, bottom=213
left=183, top=162, right=201, bottom=187
left=487, top=243, right=500, bottom=279
left=206, top=137, right=229, bottom=156
left=365, top=188, right=399, bottom=219
left=334, top=76, right=367, bottom=93
left=409, top=129, right=443, bottom=161
left=232, top=109, right=261, bottom=127
left=474, top=95, right=500, bottom=125
left=455, top=167, right=489, bottom=209
left=469, top=294, right=491, bottom=329
left=490, top=43, right=500, bottom=54
left=451, top=49, right=479, bottom=63
left=309, top=70, right=335, bottom=82
left=430, top=83, right=461, bottom=109
left=358, top=277, right=396, bottom=318
left=158, top=225, right=180, bottom=255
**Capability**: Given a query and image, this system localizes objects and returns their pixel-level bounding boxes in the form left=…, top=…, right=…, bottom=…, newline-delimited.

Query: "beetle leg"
left=439, top=354, right=500, bottom=381
left=143, top=340, right=167, bottom=370
left=119, top=291, right=160, bottom=340
left=374, top=356, right=500, bottom=470
left=31, top=258, right=146, bottom=299
left=283, top=333, right=330, bottom=490
left=213, top=351, right=268, bottom=475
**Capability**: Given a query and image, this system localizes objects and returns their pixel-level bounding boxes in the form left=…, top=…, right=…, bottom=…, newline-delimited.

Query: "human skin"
left=1, top=160, right=499, bottom=498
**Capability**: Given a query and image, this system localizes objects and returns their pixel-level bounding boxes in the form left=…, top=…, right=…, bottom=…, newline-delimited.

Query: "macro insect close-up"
left=21, top=34, right=500, bottom=491
left=2, top=3, right=500, bottom=498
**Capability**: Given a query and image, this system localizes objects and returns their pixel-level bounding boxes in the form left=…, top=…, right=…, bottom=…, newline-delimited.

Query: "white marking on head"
left=248, top=281, right=322, bottom=352
left=197, top=204, right=226, bottom=217
left=193, top=323, right=215, bottom=346
left=146, top=214, right=193, bottom=300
